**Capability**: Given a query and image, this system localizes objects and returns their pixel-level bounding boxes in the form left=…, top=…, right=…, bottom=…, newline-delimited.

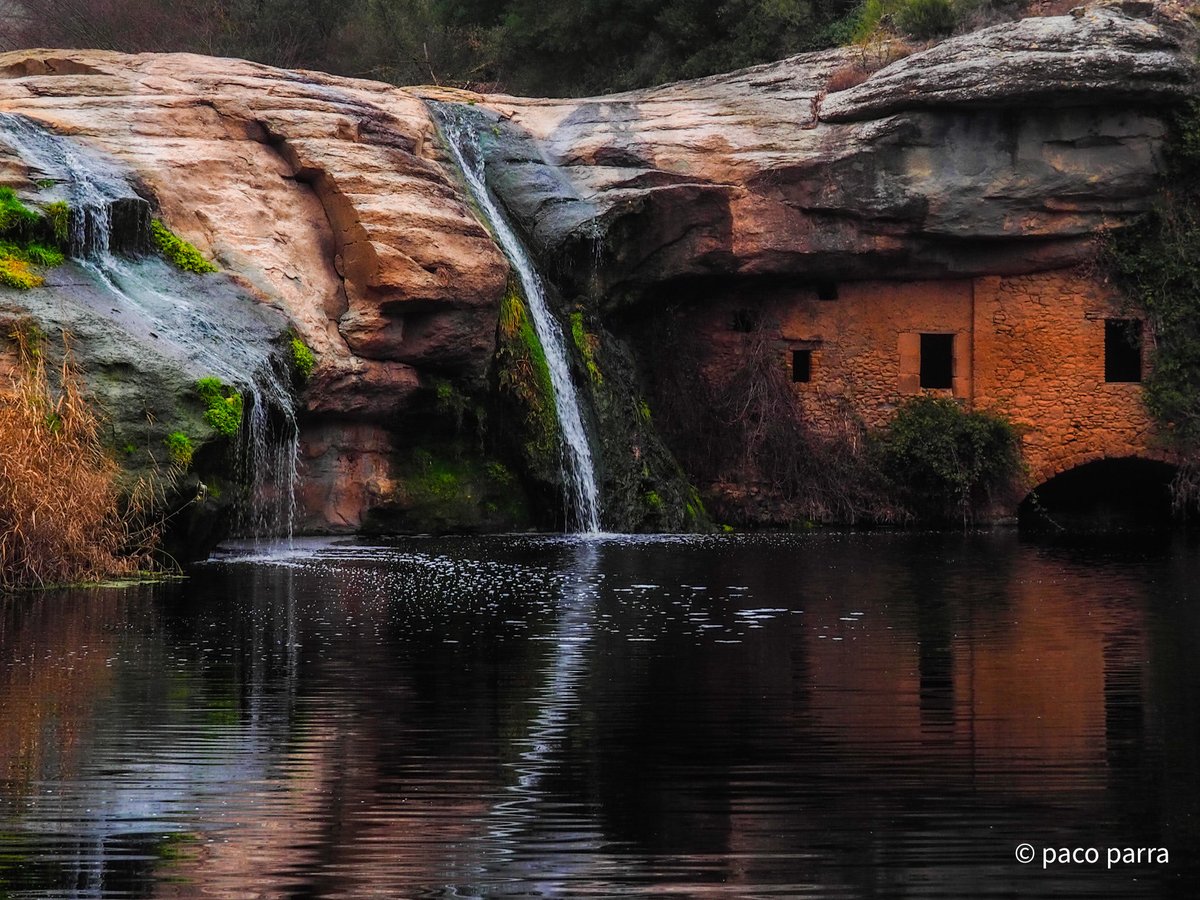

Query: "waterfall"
left=431, top=104, right=602, bottom=534
left=0, top=113, right=299, bottom=540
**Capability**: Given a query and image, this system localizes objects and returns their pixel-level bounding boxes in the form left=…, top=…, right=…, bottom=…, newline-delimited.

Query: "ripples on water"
left=1, top=532, right=1199, bottom=897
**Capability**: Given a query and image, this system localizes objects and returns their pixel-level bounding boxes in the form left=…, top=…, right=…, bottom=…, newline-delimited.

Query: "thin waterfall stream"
left=0, top=113, right=300, bottom=540
left=431, top=104, right=602, bottom=534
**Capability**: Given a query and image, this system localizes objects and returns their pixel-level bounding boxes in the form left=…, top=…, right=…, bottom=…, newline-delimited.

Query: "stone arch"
left=1019, top=454, right=1180, bottom=531
left=1027, top=447, right=1177, bottom=496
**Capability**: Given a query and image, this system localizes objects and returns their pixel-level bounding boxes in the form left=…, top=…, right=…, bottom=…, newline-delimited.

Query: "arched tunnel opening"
left=1019, top=458, right=1179, bottom=533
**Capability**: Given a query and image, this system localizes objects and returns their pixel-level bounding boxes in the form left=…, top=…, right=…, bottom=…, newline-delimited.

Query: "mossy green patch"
left=0, top=187, right=41, bottom=241
left=0, top=191, right=68, bottom=290
left=164, top=430, right=194, bottom=469
left=151, top=219, right=218, bottom=274
left=290, top=336, right=315, bottom=381
left=497, top=280, right=559, bottom=467
left=570, top=310, right=603, bottom=385
left=43, top=200, right=69, bottom=246
left=369, top=442, right=532, bottom=534
left=195, top=376, right=243, bottom=438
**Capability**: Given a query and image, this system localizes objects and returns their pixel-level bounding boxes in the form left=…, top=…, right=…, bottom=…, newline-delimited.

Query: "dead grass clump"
left=0, top=328, right=156, bottom=590
left=827, top=63, right=871, bottom=93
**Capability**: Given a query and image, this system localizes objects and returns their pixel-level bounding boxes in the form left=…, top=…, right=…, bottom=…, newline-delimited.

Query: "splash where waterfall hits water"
left=0, top=113, right=300, bottom=540
left=431, top=103, right=602, bottom=534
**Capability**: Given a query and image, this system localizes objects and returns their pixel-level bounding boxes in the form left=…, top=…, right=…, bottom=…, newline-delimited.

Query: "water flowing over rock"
left=433, top=103, right=602, bottom=533
left=0, top=114, right=300, bottom=544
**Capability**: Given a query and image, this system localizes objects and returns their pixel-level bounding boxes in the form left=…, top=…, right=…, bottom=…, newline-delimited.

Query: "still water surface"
left=1, top=532, right=1199, bottom=898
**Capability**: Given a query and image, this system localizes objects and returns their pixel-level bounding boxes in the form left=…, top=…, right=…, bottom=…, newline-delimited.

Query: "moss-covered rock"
left=361, top=440, right=534, bottom=534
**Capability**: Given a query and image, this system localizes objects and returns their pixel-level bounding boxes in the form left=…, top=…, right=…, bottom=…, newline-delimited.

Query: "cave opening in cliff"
left=1019, top=458, right=1178, bottom=533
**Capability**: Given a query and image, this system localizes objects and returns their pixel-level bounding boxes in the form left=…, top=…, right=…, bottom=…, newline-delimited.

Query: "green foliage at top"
left=12, top=0, right=867, bottom=98
left=1104, top=101, right=1200, bottom=452
left=893, top=0, right=957, bottom=38
left=290, top=336, right=316, bottom=381
left=151, top=220, right=218, bottom=274
left=195, top=376, right=244, bottom=438
left=878, top=395, right=1022, bottom=523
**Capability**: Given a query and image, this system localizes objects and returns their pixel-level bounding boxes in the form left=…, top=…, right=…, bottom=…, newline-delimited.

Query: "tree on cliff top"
left=0, top=0, right=860, bottom=94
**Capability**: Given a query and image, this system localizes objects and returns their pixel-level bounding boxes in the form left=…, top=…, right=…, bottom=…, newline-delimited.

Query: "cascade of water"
left=431, top=103, right=602, bottom=533
left=0, top=113, right=299, bottom=540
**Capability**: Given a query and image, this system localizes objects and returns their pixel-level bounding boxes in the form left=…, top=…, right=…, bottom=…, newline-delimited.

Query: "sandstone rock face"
left=426, top=5, right=1194, bottom=306
left=0, top=49, right=511, bottom=530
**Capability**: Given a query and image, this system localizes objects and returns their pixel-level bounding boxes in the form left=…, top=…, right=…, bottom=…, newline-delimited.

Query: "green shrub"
left=151, top=220, right=218, bottom=274
left=879, top=395, right=1022, bottom=523
left=895, top=0, right=958, bottom=37
left=195, top=376, right=243, bottom=438
left=164, top=431, right=194, bottom=469
left=290, top=336, right=315, bottom=381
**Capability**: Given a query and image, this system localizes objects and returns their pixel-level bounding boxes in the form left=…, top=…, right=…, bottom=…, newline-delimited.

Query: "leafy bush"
left=879, top=395, right=1022, bottom=523
left=151, top=220, right=218, bottom=274
left=195, top=376, right=243, bottom=438
left=895, top=0, right=957, bottom=37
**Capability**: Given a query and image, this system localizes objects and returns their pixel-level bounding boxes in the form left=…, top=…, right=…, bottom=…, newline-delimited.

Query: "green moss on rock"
left=496, top=280, right=560, bottom=471
left=195, top=376, right=243, bottom=438
left=151, top=220, right=218, bottom=274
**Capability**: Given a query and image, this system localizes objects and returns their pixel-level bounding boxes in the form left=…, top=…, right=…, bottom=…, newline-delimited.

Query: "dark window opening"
left=731, top=309, right=756, bottom=333
left=816, top=281, right=838, bottom=301
left=792, top=349, right=812, bottom=383
left=919, top=333, right=954, bottom=389
left=1105, top=319, right=1142, bottom=383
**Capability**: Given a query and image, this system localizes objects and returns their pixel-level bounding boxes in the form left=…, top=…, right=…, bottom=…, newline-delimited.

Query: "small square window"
left=920, top=333, right=954, bottom=389
left=1105, top=319, right=1142, bottom=383
left=816, top=282, right=838, bottom=301
left=792, top=349, right=812, bottom=383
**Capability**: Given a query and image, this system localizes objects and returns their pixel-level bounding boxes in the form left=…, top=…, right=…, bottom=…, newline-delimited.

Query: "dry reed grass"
left=0, top=327, right=157, bottom=590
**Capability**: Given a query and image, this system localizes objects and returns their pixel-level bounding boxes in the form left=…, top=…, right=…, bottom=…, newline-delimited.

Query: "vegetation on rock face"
left=0, top=189, right=69, bottom=290
left=195, top=376, right=243, bottom=437
left=151, top=220, right=218, bottom=274
left=0, top=328, right=156, bottom=589
left=290, top=335, right=316, bottom=382
left=1104, top=100, right=1200, bottom=507
left=496, top=280, right=559, bottom=471
left=570, top=311, right=603, bottom=386
left=164, top=430, right=194, bottom=469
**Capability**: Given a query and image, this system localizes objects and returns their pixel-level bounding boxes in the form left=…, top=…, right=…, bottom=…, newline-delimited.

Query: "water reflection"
left=0, top=533, right=1197, bottom=897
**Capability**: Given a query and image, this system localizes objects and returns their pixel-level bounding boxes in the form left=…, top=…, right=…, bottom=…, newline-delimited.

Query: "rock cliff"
left=0, top=1, right=1192, bottom=540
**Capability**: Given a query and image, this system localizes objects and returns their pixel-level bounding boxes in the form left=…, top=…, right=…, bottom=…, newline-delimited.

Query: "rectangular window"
left=792, top=349, right=812, bottom=383
left=1105, top=319, right=1142, bottom=383
left=919, top=333, right=954, bottom=389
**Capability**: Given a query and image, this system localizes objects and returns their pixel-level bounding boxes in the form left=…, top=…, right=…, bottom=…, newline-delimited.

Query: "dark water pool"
left=2, top=531, right=1199, bottom=898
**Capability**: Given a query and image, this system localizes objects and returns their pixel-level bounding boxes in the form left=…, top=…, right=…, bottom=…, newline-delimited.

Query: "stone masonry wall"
left=688, top=268, right=1168, bottom=502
